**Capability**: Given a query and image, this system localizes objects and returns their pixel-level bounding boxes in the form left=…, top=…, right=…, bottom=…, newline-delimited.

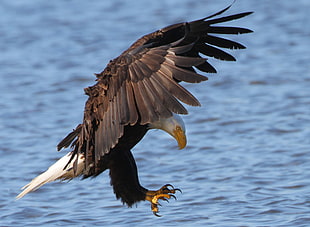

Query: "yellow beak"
left=172, top=126, right=187, bottom=150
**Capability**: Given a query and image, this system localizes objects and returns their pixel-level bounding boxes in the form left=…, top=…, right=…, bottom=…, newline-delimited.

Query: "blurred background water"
left=1, top=0, right=309, bottom=226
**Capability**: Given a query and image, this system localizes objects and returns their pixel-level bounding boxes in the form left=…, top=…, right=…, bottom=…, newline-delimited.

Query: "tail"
left=16, top=152, right=84, bottom=199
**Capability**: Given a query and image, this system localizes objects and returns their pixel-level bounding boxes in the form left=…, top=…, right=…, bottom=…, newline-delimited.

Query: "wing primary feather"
left=125, top=82, right=139, bottom=125
left=110, top=100, right=117, bottom=149
left=153, top=71, right=201, bottom=106
left=188, top=3, right=234, bottom=31
left=144, top=52, right=166, bottom=65
left=136, top=80, right=158, bottom=123
left=206, top=12, right=253, bottom=25
left=148, top=76, right=188, bottom=115
left=202, top=35, right=246, bottom=49
left=208, top=26, right=253, bottom=34
left=140, top=54, right=163, bottom=72
left=148, top=48, right=168, bottom=56
left=103, top=108, right=112, bottom=155
left=111, top=98, right=120, bottom=148
left=141, top=78, right=172, bottom=118
left=119, top=84, right=130, bottom=124
left=196, top=61, right=217, bottom=73
left=116, top=94, right=125, bottom=135
left=199, top=3, right=233, bottom=21
left=166, top=53, right=206, bottom=67
left=169, top=43, right=195, bottom=54
left=95, top=121, right=104, bottom=163
left=161, top=62, right=208, bottom=83
left=197, top=43, right=236, bottom=61
left=135, top=60, right=153, bottom=77
left=131, top=82, right=150, bottom=124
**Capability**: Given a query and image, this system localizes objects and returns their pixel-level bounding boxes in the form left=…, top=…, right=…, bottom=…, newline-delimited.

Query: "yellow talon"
left=152, top=194, right=171, bottom=204
left=145, top=184, right=181, bottom=216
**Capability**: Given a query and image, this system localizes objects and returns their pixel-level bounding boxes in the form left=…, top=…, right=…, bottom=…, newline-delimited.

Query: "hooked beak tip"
left=173, top=127, right=187, bottom=150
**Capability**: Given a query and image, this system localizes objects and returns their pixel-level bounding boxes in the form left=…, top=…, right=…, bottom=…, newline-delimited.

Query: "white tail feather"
left=16, top=152, right=84, bottom=199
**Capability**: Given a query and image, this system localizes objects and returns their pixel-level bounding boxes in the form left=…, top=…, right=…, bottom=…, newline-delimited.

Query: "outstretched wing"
left=57, top=5, right=253, bottom=169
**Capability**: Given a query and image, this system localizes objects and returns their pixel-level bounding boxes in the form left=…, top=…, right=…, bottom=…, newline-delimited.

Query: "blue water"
left=1, top=0, right=310, bottom=226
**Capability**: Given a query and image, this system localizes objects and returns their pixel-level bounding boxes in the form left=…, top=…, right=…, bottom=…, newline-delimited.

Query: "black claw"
left=163, top=198, right=169, bottom=203
left=175, top=188, right=182, bottom=193
left=153, top=211, right=162, bottom=217
left=164, top=184, right=174, bottom=190
left=170, top=194, right=177, bottom=200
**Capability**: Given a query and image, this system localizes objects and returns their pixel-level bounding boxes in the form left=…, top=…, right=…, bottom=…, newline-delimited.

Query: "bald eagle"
left=17, top=5, right=252, bottom=216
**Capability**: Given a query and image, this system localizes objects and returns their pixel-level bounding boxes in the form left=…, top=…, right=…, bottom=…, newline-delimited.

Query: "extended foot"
left=145, top=184, right=181, bottom=216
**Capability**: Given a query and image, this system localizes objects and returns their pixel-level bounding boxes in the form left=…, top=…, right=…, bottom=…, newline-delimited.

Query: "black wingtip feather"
left=198, top=2, right=234, bottom=22
left=203, top=35, right=246, bottom=49
left=198, top=43, right=236, bottom=61
left=206, top=12, right=253, bottom=25
left=208, top=26, right=253, bottom=35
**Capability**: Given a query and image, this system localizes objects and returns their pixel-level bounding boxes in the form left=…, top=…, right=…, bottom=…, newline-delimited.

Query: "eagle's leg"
left=145, top=184, right=181, bottom=216
left=107, top=148, right=181, bottom=216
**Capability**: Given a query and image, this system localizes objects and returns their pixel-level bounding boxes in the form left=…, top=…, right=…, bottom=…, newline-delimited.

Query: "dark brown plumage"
left=17, top=4, right=253, bottom=216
